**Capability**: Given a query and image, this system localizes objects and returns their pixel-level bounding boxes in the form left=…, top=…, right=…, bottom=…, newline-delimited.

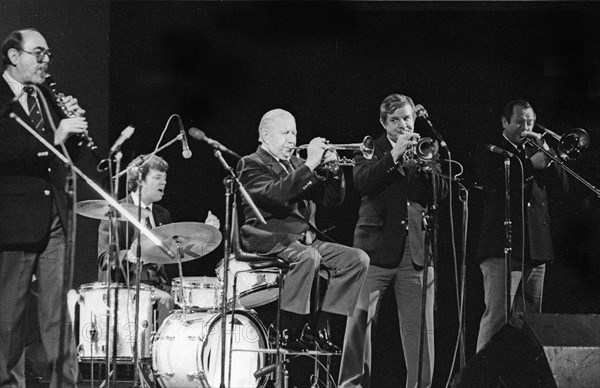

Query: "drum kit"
left=73, top=199, right=275, bottom=388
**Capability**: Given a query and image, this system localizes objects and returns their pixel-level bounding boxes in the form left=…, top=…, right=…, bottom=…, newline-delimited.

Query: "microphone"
left=179, top=122, right=192, bottom=159
left=486, top=144, right=515, bottom=158
left=414, top=104, right=448, bottom=149
left=414, top=104, right=430, bottom=120
left=188, top=127, right=241, bottom=158
left=109, top=125, right=135, bottom=154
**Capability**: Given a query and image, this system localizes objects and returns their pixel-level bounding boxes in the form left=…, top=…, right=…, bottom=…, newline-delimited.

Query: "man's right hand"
left=54, top=117, right=87, bottom=145
left=305, top=137, right=329, bottom=171
left=390, top=132, right=420, bottom=163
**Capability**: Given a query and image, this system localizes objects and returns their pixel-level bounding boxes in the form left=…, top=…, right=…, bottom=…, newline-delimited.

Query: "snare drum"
left=76, top=283, right=154, bottom=362
left=171, top=276, right=221, bottom=310
left=216, top=258, right=279, bottom=308
left=152, top=310, right=268, bottom=388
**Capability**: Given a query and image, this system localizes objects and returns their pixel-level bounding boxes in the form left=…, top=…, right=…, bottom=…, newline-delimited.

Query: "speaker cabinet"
left=452, top=313, right=599, bottom=388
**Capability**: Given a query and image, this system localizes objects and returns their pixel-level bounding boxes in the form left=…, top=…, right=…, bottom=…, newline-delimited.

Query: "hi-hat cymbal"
left=140, top=222, right=222, bottom=265
left=75, top=200, right=152, bottom=220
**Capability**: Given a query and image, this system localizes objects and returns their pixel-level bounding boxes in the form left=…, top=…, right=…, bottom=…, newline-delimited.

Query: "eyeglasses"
left=18, top=49, right=52, bottom=64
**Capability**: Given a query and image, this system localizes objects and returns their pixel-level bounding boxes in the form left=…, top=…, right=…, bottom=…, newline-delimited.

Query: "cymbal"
left=140, top=222, right=222, bottom=265
left=75, top=200, right=152, bottom=220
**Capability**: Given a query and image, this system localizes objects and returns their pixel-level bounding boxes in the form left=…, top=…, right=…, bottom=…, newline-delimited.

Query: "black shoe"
left=300, top=323, right=341, bottom=354
left=268, top=323, right=307, bottom=352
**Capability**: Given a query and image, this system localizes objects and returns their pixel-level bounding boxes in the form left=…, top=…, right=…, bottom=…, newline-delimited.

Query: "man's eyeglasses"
left=18, top=49, right=52, bottom=64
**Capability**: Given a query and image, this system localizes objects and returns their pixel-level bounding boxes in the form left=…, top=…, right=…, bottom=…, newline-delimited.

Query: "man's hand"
left=522, top=131, right=552, bottom=169
left=54, top=117, right=87, bottom=145
left=153, top=289, right=175, bottom=311
left=61, top=95, right=86, bottom=117
left=205, top=210, right=220, bottom=229
left=305, top=137, right=329, bottom=171
left=390, top=132, right=420, bottom=163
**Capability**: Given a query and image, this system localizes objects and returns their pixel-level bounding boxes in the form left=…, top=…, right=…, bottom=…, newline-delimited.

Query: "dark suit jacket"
left=236, top=146, right=345, bottom=254
left=0, top=76, right=78, bottom=247
left=97, top=194, right=173, bottom=290
left=353, top=133, right=447, bottom=268
left=475, top=135, right=569, bottom=263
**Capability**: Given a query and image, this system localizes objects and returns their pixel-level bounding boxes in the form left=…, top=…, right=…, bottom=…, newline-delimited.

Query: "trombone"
left=294, top=135, right=375, bottom=168
left=525, top=124, right=600, bottom=196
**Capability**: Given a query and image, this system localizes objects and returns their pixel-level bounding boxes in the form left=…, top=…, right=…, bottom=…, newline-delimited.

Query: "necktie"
left=145, top=206, right=153, bottom=229
left=280, top=159, right=294, bottom=175
left=26, top=87, right=45, bottom=133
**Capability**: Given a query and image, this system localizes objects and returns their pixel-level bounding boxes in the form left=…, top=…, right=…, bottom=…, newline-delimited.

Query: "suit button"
left=527, top=202, right=531, bottom=207
left=44, top=190, right=51, bottom=196
left=48, top=168, right=51, bottom=172
left=401, top=220, right=406, bottom=225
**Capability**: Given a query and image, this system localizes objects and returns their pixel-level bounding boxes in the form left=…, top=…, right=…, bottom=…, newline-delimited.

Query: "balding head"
left=258, top=108, right=295, bottom=143
left=258, top=108, right=297, bottom=160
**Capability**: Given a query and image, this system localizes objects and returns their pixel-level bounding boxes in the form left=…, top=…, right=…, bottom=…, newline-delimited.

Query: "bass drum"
left=152, top=310, right=269, bottom=388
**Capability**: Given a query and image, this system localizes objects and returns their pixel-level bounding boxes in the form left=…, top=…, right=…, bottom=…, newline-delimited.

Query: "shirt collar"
left=131, top=192, right=152, bottom=211
left=502, top=133, right=521, bottom=150
left=387, top=135, right=396, bottom=148
left=2, top=70, right=29, bottom=105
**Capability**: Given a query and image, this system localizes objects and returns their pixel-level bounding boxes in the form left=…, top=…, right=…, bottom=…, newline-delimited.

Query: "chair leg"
left=274, top=268, right=285, bottom=388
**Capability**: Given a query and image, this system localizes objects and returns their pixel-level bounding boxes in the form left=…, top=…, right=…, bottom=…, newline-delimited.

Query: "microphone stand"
left=503, top=158, right=512, bottom=323
left=108, top=151, right=123, bottom=388
left=210, top=148, right=265, bottom=388
left=416, top=163, right=438, bottom=388
left=112, top=133, right=184, bottom=182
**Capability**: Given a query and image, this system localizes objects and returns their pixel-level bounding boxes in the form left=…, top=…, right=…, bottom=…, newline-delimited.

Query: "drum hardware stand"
left=209, top=147, right=266, bottom=388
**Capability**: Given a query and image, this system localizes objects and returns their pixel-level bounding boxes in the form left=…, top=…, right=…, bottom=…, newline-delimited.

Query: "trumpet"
left=294, top=135, right=375, bottom=168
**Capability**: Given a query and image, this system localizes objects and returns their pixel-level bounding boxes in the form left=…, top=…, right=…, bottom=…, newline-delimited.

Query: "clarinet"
left=46, top=75, right=100, bottom=160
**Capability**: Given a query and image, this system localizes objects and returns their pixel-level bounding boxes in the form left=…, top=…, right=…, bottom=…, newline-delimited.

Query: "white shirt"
left=2, top=70, right=29, bottom=113
left=130, top=192, right=155, bottom=228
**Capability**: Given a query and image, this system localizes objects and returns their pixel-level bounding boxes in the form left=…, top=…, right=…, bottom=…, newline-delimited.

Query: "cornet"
left=402, top=132, right=439, bottom=164
left=294, top=135, right=374, bottom=168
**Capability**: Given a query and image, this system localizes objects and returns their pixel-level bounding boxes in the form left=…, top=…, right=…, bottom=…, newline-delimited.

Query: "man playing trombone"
left=236, top=108, right=369, bottom=352
left=339, top=93, right=446, bottom=388
left=475, top=100, right=569, bottom=352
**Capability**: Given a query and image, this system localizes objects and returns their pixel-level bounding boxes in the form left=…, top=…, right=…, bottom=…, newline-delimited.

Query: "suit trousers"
left=0, top=204, right=78, bottom=388
left=477, top=257, right=545, bottom=352
left=338, top=246, right=435, bottom=388
left=276, top=240, right=369, bottom=316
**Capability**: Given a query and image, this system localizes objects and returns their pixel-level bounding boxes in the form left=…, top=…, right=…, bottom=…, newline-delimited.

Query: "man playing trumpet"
left=339, top=93, right=446, bottom=387
left=236, top=108, right=369, bottom=352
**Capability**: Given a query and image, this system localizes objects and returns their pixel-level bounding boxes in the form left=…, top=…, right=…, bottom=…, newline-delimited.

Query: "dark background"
left=3, top=1, right=600, bottom=387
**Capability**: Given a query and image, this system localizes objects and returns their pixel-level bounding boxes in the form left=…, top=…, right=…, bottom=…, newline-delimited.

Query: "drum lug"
left=187, top=371, right=210, bottom=387
left=154, top=370, right=174, bottom=378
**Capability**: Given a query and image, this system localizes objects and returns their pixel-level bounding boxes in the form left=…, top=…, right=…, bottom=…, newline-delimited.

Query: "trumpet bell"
left=415, top=137, right=439, bottom=161
left=558, top=127, right=590, bottom=161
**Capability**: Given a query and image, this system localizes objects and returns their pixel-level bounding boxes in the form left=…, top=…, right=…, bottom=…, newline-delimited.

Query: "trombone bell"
left=538, top=124, right=590, bottom=161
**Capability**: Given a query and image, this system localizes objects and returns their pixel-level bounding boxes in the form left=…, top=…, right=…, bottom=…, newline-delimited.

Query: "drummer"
left=97, top=154, right=220, bottom=326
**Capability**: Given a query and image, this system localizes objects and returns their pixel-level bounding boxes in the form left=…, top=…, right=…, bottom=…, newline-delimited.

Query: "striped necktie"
left=145, top=206, right=153, bottom=229
left=280, top=159, right=294, bottom=175
left=25, top=87, right=45, bottom=133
